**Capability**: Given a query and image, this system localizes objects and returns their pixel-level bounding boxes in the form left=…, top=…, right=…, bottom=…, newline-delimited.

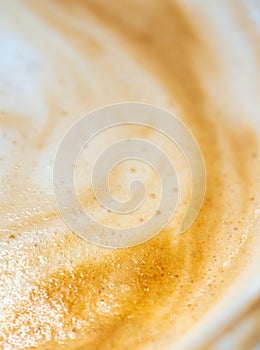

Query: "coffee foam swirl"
left=0, top=0, right=259, bottom=349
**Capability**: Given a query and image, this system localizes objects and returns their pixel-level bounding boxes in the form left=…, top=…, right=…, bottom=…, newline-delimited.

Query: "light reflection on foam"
left=0, top=30, right=45, bottom=118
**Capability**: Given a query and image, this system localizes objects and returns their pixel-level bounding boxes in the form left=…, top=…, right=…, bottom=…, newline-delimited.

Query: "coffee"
left=0, top=1, right=259, bottom=349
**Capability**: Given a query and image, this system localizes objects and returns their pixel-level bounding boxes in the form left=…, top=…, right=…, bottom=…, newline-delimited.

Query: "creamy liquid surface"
left=0, top=1, right=260, bottom=349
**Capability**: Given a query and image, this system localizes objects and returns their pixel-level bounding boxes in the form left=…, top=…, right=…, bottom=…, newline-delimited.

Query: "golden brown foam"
left=0, top=0, right=259, bottom=349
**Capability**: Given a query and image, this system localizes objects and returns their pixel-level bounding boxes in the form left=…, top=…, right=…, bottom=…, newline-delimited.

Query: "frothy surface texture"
left=0, top=1, right=260, bottom=349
